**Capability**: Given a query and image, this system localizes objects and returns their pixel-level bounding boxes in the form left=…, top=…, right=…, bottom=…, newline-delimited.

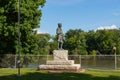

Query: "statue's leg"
left=60, top=42, right=63, bottom=49
left=58, top=42, right=60, bottom=49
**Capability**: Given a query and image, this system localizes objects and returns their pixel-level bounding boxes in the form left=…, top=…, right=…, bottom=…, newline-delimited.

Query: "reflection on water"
left=81, top=60, right=115, bottom=69
left=26, top=55, right=120, bottom=70
left=80, top=55, right=120, bottom=70
left=0, top=55, right=120, bottom=70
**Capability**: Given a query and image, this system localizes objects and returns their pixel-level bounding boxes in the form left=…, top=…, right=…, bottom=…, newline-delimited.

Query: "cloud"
left=37, top=30, right=49, bottom=34
left=96, top=24, right=118, bottom=30
left=33, top=29, right=49, bottom=34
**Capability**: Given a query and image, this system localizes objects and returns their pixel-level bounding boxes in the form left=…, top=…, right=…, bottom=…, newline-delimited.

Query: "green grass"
left=0, top=68, right=120, bottom=80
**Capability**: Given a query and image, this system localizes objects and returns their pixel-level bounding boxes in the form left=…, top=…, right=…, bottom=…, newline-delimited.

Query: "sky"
left=37, top=0, right=120, bottom=35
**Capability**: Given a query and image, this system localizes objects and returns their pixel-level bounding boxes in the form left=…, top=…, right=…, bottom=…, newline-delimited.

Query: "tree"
left=86, top=29, right=120, bottom=55
left=48, top=35, right=57, bottom=54
left=36, top=33, right=51, bottom=55
left=0, top=0, right=46, bottom=54
left=112, top=29, right=120, bottom=55
left=64, top=29, right=87, bottom=55
left=95, top=30, right=115, bottom=54
left=86, top=30, right=97, bottom=54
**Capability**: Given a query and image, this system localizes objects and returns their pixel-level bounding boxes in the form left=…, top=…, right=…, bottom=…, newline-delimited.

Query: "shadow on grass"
left=0, top=72, right=120, bottom=80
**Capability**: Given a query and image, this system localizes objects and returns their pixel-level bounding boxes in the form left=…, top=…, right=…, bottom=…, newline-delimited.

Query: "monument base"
left=39, top=64, right=80, bottom=71
left=46, top=60, right=74, bottom=65
left=38, top=50, right=81, bottom=71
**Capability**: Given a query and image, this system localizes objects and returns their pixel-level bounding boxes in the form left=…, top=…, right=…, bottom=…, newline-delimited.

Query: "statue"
left=56, top=23, right=64, bottom=50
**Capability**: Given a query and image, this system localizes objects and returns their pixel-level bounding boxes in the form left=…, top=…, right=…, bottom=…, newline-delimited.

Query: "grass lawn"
left=0, top=68, right=120, bottom=80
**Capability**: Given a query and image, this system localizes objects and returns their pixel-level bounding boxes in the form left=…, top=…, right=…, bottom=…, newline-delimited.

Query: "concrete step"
left=39, top=64, right=81, bottom=70
left=46, top=60, right=74, bottom=65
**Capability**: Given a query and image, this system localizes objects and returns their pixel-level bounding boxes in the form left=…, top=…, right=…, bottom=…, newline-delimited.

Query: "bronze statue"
left=56, top=23, right=64, bottom=49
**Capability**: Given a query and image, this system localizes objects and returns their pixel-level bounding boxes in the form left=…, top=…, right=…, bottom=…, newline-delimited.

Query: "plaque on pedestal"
left=53, top=50, right=68, bottom=60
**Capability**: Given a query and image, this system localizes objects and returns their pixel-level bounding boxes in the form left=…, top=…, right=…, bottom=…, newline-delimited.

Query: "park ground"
left=0, top=68, right=120, bottom=80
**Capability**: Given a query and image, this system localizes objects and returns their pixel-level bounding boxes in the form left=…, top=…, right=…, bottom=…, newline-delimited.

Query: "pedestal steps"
left=38, top=50, right=81, bottom=71
left=39, top=64, right=80, bottom=70
left=46, top=60, right=74, bottom=65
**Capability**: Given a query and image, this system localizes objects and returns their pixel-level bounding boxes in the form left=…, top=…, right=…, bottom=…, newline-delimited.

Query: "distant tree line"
left=63, top=29, right=120, bottom=55
left=49, top=29, right=120, bottom=55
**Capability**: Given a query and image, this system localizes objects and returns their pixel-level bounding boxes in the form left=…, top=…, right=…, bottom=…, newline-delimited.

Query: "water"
left=1, top=55, right=120, bottom=69
left=26, top=55, right=119, bottom=70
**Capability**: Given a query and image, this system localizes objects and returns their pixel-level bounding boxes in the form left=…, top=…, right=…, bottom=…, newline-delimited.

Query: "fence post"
left=15, top=55, right=17, bottom=68
left=113, top=46, right=117, bottom=70
left=115, top=54, right=117, bottom=70
left=79, top=55, right=81, bottom=66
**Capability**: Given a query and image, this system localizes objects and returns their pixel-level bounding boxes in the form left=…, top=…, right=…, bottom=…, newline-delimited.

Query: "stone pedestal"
left=53, top=50, right=68, bottom=60
left=38, top=50, right=80, bottom=71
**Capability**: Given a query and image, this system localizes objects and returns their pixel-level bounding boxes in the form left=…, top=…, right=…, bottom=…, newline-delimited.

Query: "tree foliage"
left=0, top=0, right=46, bottom=54
left=64, top=29, right=120, bottom=55
left=36, top=33, right=51, bottom=55
left=86, top=29, right=120, bottom=55
left=64, top=29, right=87, bottom=55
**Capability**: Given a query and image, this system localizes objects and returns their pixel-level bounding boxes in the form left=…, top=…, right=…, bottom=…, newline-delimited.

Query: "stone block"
left=39, top=64, right=80, bottom=70
left=53, top=50, right=68, bottom=60
left=46, top=60, right=74, bottom=65
left=38, top=50, right=81, bottom=71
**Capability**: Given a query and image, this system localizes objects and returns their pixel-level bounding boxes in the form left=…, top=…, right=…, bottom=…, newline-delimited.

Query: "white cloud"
left=33, top=29, right=49, bottom=34
left=37, top=30, right=49, bottom=34
left=96, top=24, right=118, bottom=30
